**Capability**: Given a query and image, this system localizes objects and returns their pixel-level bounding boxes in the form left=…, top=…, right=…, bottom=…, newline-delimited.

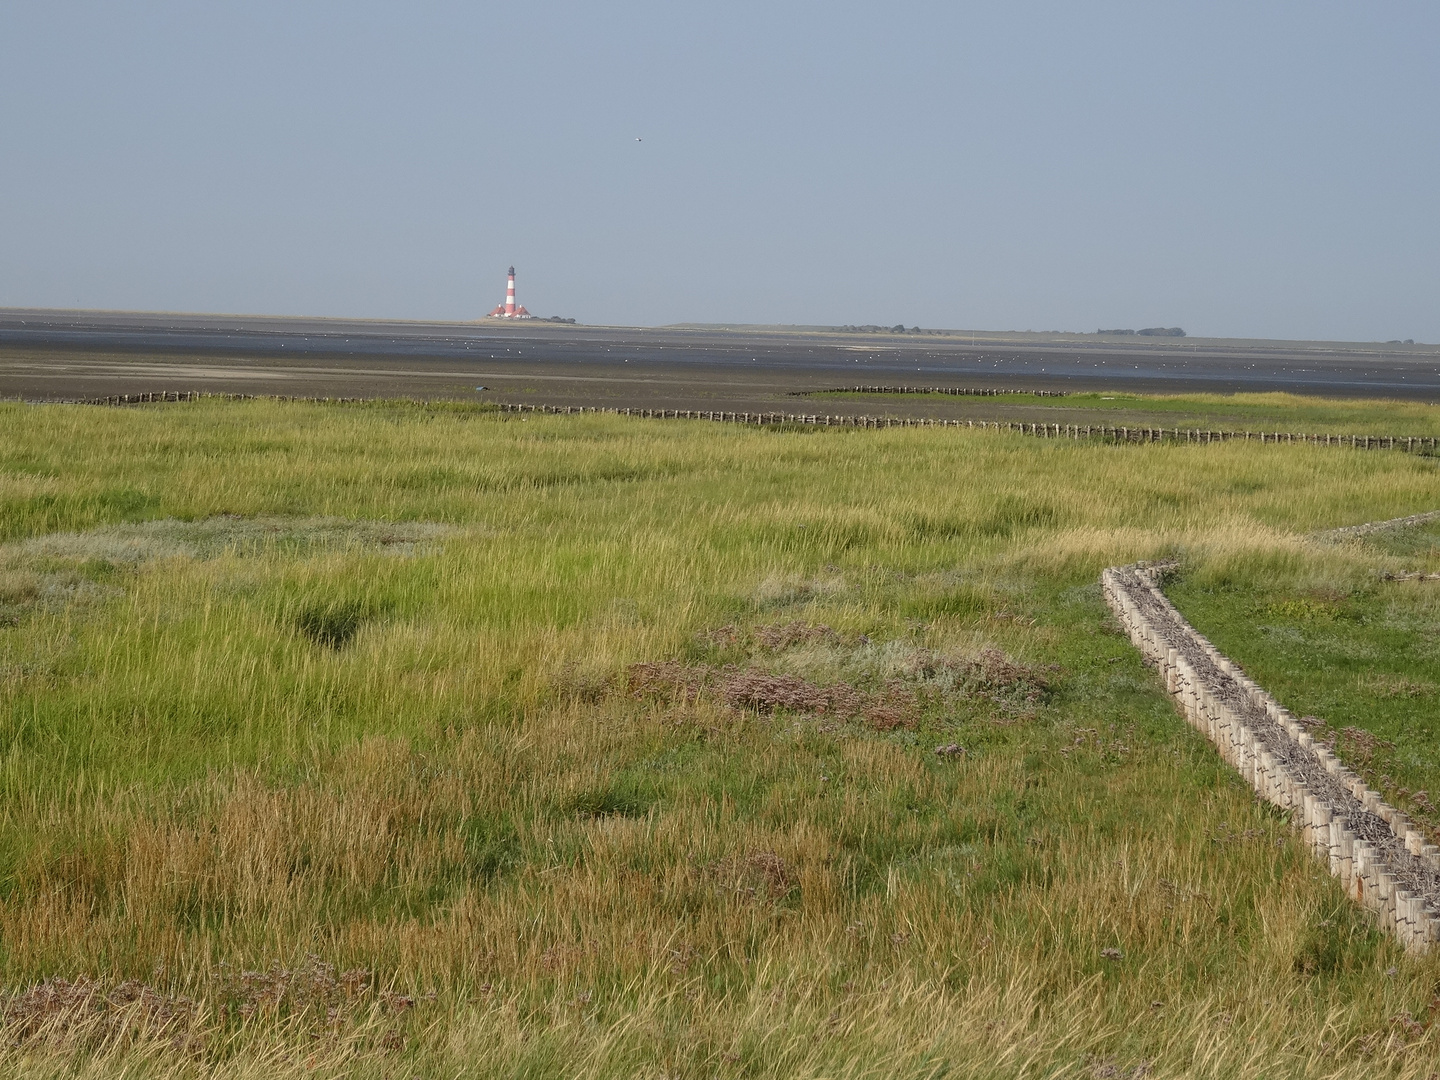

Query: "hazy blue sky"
left=2, top=2, right=1436, bottom=339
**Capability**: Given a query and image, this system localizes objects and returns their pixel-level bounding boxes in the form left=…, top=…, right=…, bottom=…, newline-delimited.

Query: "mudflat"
left=2, top=310, right=1439, bottom=420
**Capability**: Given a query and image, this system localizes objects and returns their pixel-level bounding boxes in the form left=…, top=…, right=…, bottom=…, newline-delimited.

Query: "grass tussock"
left=2, top=398, right=1440, bottom=1075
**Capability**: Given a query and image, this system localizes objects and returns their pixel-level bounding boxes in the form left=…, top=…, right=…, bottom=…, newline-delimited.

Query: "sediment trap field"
left=3, top=397, right=1440, bottom=1078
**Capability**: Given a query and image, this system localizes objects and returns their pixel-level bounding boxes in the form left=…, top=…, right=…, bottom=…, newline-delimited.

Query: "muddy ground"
left=3, top=310, right=1438, bottom=423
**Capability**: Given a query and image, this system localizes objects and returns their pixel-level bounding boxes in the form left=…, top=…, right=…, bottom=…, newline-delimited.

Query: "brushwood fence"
left=45, top=393, right=1440, bottom=453
left=495, top=402, right=1440, bottom=452
left=64, top=391, right=364, bottom=406
left=1105, top=561, right=1440, bottom=954
left=816, top=385, right=1067, bottom=397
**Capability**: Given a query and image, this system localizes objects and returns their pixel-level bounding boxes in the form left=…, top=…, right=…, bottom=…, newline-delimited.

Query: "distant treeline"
left=1096, top=327, right=1186, bottom=337
left=838, top=324, right=926, bottom=334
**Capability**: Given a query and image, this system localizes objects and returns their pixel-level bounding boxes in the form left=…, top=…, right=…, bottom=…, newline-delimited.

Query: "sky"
left=1, top=2, right=1436, bottom=340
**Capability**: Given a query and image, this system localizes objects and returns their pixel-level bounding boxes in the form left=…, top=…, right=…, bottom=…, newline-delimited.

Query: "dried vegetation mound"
left=626, top=626, right=1054, bottom=733
left=703, top=849, right=796, bottom=903
left=904, top=646, right=1059, bottom=707
left=3, top=976, right=197, bottom=1049
left=626, top=658, right=911, bottom=729
left=752, top=620, right=843, bottom=650
left=0, top=957, right=419, bottom=1060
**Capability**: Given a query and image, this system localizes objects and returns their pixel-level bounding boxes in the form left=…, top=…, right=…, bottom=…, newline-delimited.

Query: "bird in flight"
left=635, top=137, right=642, bottom=142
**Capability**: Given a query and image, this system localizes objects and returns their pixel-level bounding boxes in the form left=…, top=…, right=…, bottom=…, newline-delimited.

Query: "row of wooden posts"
left=76, top=391, right=365, bottom=405
left=60, top=394, right=1440, bottom=453
left=820, top=385, right=1068, bottom=397
left=1105, top=564, right=1440, bottom=954
left=498, top=402, right=1439, bottom=452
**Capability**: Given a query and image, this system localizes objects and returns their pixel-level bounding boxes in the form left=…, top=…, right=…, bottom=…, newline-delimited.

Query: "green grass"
left=808, top=390, right=1440, bottom=436
left=2, top=397, right=1440, bottom=1077
left=1166, top=519, right=1440, bottom=846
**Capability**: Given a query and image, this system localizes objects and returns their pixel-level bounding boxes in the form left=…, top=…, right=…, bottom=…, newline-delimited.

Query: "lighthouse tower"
left=487, top=267, right=532, bottom=318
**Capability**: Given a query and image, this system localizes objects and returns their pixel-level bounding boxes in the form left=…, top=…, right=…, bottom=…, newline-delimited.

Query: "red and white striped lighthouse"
left=488, top=266, right=532, bottom=318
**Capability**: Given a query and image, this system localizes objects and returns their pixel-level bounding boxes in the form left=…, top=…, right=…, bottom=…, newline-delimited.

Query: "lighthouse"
left=487, top=267, right=532, bottom=318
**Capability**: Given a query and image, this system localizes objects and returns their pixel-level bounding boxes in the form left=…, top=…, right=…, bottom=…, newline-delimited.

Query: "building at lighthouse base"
left=487, top=305, right=532, bottom=318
